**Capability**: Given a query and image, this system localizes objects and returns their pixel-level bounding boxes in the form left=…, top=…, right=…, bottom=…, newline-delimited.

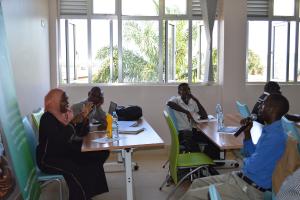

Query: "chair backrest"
left=22, top=116, right=38, bottom=164
left=208, top=185, right=222, bottom=200
left=166, top=106, right=179, bottom=131
left=163, top=110, right=180, bottom=184
left=32, top=108, right=44, bottom=130
left=236, top=101, right=251, bottom=118
left=0, top=4, right=41, bottom=198
left=281, top=116, right=300, bottom=152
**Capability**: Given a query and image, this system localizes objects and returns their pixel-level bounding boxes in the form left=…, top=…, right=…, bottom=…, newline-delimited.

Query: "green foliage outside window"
left=92, top=20, right=205, bottom=83
left=247, top=49, right=264, bottom=75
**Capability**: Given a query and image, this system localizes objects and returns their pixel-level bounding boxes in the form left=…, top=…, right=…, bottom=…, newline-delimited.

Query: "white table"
left=82, top=119, right=164, bottom=200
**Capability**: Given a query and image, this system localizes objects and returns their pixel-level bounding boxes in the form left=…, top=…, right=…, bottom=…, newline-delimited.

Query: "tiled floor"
left=40, top=149, right=241, bottom=200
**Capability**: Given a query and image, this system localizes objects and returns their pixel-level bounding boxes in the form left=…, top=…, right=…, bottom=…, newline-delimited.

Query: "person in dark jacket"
left=36, top=88, right=109, bottom=200
left=252, top=81, right=300, bottom=124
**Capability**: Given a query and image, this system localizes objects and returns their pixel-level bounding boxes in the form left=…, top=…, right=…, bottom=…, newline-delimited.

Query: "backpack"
left=116, top=106, right=143, bottom=121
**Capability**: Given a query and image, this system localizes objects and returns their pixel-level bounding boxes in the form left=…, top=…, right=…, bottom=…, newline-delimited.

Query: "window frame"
left=246, top=0, right=300, bottom=83
left=58, top=0, right=217, bottom=85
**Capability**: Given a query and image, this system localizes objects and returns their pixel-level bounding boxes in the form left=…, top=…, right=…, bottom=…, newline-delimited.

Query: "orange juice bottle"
left=106, top=114, right=113, bottom=138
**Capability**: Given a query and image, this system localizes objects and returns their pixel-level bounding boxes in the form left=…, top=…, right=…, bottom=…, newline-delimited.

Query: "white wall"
left=2, top=0, right=50, bottom=116
left=3, top=0, right=300, bottom=145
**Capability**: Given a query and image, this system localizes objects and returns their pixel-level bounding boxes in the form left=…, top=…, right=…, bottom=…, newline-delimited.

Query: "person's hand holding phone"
left=81, top=102, right=94, bottom=119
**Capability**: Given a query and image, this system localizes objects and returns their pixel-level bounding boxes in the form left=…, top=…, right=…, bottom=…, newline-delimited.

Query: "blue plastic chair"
left=208, top=184, right=222, bottom=200
left=166, top=106, right=179, bottom=131
left=31, top=108, right=44, bottom=133
left=236, top=101, right=251, bottom=118
left=22, top=116, right=64, bottom=200
left=281, top=116, right=300, bottom=152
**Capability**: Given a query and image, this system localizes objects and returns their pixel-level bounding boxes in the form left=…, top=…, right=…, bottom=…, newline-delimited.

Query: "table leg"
left=123, top=148, right=134, bottom=200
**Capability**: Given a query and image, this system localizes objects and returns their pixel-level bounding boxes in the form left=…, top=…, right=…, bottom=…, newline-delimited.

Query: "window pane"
left=192, top=21, right=206, bottom=83
left=271, top=21, right=288, bottom=82
left=122, top=0, right=159, bottom=16
left=212, top=21, right=218, bottom=82
left=91, top=20, right=118, bottom=83
left=165, top=0, right=186, bottom=15
left=60, top=19, right=88, bottom=84
left=247, top=21, right=268, bottom=82
left=59, top=19, right=67, bottom=84
left=93, top=0, right=115, bottom=14
left=273, top=0, right=294, bottom=16
left=298, top=23, right=300, bottom=81
left=166, top=20, right=188, bottom=82
left=122, top=20, right=159, bottom=83
left=289, top=22, right=295, bottom=82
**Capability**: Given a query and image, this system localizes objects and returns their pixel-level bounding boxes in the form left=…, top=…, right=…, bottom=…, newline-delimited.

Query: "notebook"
left=108, top=101, right=118, bottom=115
left=119, top=127, right=145, bottom=134
left=118, top=121, right=138, bottom=128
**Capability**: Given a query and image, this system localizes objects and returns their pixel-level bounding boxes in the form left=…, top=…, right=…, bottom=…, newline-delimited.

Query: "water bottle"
left=216, top=104, right=224, bottom=131
left=112, top=111, right=119, bottom=139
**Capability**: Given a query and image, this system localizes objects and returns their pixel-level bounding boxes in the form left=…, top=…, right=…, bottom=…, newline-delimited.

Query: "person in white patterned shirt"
left=167, top=83, right=220, bottom=160
left=277, top=168, right=300, bottom=200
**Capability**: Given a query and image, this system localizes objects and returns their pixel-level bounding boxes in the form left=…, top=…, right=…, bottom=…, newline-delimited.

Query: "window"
left=247, top=21, right=268, bottom=82
left=271, top=21, right=288, bottom=82
left=93, top=0, right=115, bottom=14
left=247, top=0, right=300, bottom=83
left=122, top=0, right=159, bottom=16
left=58, top=0, right=217, bottom=84
left=165, top=0, right=187, bottom=15
left=59, top=19, right=88, bottom=84
left=91, top=20, right=118, bottom=83
left=166, top=20, right=189, bottom=82
left=192, top=21, right=206, bottom=82
left=122, top=20, right=159, bottom=82
left=273, top=0, right=294, bottom=16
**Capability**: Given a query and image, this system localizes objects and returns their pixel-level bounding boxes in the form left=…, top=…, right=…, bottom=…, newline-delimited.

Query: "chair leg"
left=166, top=165, right=209, bottom=200
left=213, top=159, right=239, bottom=168
left=159, top=173, right=171, bottom=190
left=58, top=179, right=63, bottom=200
left=162, top=159, right=169, bottom=168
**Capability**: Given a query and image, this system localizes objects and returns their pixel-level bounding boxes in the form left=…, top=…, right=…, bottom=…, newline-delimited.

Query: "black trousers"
left=39, top=150, right=110, bottom=200
left=178, top=128, right=220, bottom=160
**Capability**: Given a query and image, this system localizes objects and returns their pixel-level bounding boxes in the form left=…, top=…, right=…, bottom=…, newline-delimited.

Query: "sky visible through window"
left=248, top=1, right=298, bottom=82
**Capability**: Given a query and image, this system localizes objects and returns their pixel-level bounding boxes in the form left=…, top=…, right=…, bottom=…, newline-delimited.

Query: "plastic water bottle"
left=112, top=111, right=119, bottom=139
left=216, top=104, right=224, bottom=131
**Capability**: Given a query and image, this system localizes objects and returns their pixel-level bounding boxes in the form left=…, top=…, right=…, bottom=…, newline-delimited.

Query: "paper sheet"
left=218, top=126, right=239, bottom=134
left=92, top=137, right=120, bottom=143
left=196, top=114, right=217, bottom=123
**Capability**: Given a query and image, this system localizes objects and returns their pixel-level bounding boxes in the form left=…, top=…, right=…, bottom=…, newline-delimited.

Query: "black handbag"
left=116, top=106, right=143, bottom=121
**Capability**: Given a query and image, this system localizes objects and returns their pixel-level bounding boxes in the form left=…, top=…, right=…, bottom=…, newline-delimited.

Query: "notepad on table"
left=218, top=126, right=239, bottom=134
left=119, top=127, right=145, bottom=134
left=118, top=121, right=138, bottom=128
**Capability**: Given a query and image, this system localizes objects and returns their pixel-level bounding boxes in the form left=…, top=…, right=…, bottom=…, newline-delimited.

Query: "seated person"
left=276, top=168, right=300, bottom=200
left=36, top=88, right=109, bottom=200
left=71, top=86, right=107, bottom=130
left=181, top=94, right=289, bottom=200
left=167, top=83, right=220, bottom=159
left=252, top=81, right=300, bottom=124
